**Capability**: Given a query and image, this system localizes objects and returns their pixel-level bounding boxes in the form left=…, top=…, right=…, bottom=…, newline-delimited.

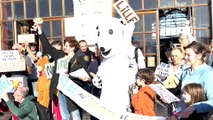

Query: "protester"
left=33, top=22, right=88, bottom=120
left=0, top=87, right=38, bottom=120
left=131, top=68, right=156, bottom=116
left=179, top=41, right=213, bottom=119
left=179, top=28, right=195, bottom=49
left=51, top=40, right=63, bottom=51
left=88, top=44, right=102, bottom=120
left=172, top=83, right=208, bottom=120
left=24, top=42, right=42, bottom=96
left=205, top=39, right=213, bottom=67
left=162, top=47, right=188, bottom=95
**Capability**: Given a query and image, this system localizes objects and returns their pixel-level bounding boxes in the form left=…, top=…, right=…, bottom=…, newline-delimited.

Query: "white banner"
left=57, top=73, right=166, bottom=120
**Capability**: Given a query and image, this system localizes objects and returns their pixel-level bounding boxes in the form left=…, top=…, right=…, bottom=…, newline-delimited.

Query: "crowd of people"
left=0, top=18, right=213, bottom=120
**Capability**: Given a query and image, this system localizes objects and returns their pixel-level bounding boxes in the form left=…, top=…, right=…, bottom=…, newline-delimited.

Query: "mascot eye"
left=109, top=29, right=113, bottom=35
left=96, top=26, right=99, bottom=30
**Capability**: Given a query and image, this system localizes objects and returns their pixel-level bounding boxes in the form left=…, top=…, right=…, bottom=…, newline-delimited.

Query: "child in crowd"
left=131, top=68, right=156, bottom=116
left=173, top=83, right=207, bottom=120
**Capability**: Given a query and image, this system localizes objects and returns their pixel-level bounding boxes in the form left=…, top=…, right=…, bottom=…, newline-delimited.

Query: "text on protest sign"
left=0, top=76, right=13, bottom=94
left=113, top=0, right=140, bottom=24
left=0, top=59, right=26, bottom=72
left=155, top=65, right=170, bottom=80
left=0, top=50, right=20, bottom=62
left=56, top=56, right=70, bottom=73
left=57, top=73, right=166, bottom=120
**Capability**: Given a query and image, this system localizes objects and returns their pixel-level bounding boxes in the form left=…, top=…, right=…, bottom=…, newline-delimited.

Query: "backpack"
left=33, top=101, right=53, bottom=120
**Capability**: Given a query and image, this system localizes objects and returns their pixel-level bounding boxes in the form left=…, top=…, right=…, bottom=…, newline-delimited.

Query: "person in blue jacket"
left=179, top=41, right=213, bottom=119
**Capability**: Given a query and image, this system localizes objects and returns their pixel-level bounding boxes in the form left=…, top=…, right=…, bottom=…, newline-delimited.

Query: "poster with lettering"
left=155, top=63, right=170, bottom=81
left=57, top=73, right=166, bottom=120
left=0, top=75, right=13, bottom=94
left=0, top=58, right=26, bottom=72
left=0, top=50, right=20, bottom=62
left=113, top=0, right=140, bottom=24
left=65, top=0, right=112, bottom=45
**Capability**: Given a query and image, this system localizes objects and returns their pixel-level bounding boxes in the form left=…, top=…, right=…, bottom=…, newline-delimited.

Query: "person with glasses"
left=178, top=27, right=195, bottom=50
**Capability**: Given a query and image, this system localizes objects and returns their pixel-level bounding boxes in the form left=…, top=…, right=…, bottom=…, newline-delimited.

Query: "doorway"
left=159, top=7, right=191, bottom=63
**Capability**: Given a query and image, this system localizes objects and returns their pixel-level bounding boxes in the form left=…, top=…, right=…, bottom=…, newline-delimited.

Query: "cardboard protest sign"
left=0, top=75, right=13, bottom=94
left=0, top=58, right=26, bottom=72
left=56, top=56, right=70, bottom=73
left=0, top=50, right=20, bottom=62
left=45, top=62, right=55, bottom=79
left=18, top=34, right=35, bottom=43
left=113, top=0, right=140, bottom=24
left=57, top=73, right=166, bottom=120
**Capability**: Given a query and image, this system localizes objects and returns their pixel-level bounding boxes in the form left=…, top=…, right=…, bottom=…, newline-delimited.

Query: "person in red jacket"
left=131, top=68, right=156, bottom=116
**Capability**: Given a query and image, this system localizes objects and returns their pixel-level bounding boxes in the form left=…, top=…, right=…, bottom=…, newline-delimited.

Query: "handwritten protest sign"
left=113, top=0, right=140, bottom=24
left=45, top=62, right=55, bottom=79
left=56, top=56, right=70, bottom=73
left=18, top=34, right=35, bottom=43
left=73, top=0, right=112, bottom=17
left=0, top=58, right=26, bottom=72
left=0, top=75, right=13, bottom=94
left=65, top=0, right=112, bottom=45
left=155, top=64, right=170, bottom=81
left=0, top=50, right=20, bottom=62
left=57, top=73, right=166, bottom=120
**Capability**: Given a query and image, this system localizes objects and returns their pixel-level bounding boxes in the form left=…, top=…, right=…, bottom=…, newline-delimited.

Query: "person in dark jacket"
left=35, top=23, right=88, bottom=120
left=0, top=87, right=38, bottom=120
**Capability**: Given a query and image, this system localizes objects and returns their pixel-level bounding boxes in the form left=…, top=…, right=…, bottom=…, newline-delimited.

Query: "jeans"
left=58, top=91, right=81, bottom=120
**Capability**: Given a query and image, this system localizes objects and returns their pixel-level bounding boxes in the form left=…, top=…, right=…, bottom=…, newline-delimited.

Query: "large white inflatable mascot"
left=92, top=17, right=135, bottom=113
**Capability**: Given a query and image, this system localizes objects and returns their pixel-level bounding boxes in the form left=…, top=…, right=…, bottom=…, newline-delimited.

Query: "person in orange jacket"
left=131, top=68, right=156, bottom=116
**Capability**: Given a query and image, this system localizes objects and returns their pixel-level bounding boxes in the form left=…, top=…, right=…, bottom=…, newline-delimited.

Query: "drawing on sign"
left=0, top=76, right=13, bottom=94
left=45, top=62, right=55, bottom=79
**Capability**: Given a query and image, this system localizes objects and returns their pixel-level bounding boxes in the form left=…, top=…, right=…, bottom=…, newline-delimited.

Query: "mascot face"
left=96, top=18, right=124, bottom=58
left=36, top=56, right=49, bottom=72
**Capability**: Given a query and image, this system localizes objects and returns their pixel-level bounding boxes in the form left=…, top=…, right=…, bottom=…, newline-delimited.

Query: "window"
left=39, top=0, right=49, bottom=17
left=14, top=1, right=24, bottom=19
left=26, top=0, right=36, bottom=18
left=51, top=0, right=62, bottom=16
